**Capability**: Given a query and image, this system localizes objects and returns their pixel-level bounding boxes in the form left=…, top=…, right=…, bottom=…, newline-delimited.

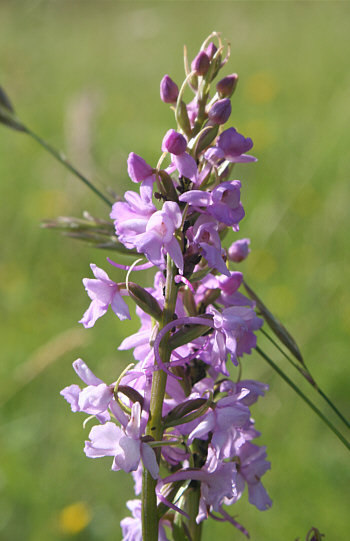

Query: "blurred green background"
left=1, top=1, right=349, bottom=540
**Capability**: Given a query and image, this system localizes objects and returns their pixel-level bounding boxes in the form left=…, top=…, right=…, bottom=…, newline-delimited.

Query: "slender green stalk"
left=187, top=484, right=202, bottom=541
left=261, top=328, right=350, bottom=431
left=142, top=255, right=179, bottom=541
left=256, top=346, right=350, bottom=452
left=23, top=125, right=113, bottom=207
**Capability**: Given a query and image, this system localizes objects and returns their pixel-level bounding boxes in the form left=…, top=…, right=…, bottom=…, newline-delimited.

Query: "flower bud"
left=162, top=129, right=187, bottom=155
left=205, top=42, right=217, bottom=61
left=160, top=75, right=179, bottom=104
left=216, top=73, right=239, bottom=98
left=127, top=152, right=153, bottom=183
left=228, top=239, right=251, bottom=262
left=208, top=98, right=232, bottom=125
left=128, top=282, right=162, bottom=321
left=191, top=51, right=210, bottom=76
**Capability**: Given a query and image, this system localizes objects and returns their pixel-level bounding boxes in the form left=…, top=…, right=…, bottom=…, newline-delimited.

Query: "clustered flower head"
left=61, top=32, right=272, bottom=540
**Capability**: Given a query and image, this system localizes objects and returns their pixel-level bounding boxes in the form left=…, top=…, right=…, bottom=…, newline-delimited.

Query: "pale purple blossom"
left=162, top=129, right=198, bottom=182
left=187, top=389, right=250, bottom=440
left=179, top=180, right=245, bottom=228
left=79, top=264, right=130, bottom=328
left=110, top=182, right=156, bottom=248
left=60, top=359, right=128, bottom=424
left=228, top=442, right=272, bottom=511
left=84, top=402, right=159, bottom=479
left=191, top=215, right=230, bottom=276
left=120, top=201, right=184, bottom=271
left=157, top=448, right=237, bottom=524
left=220, top=379, right=269, bottom=407
left=208, top=305, right=263, bottom=369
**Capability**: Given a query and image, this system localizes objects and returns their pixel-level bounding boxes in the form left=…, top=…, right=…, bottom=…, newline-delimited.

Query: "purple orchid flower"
left=162, top=129, right=198, bottom=182
left=227, top=441, right=272, bottom=511
left=84, top=401, right=159, bottom=479
left=191, top=215, right=230, bottom=276
left=60, top=359, right=129, bottom=424
left=179, top=180, right=245, bottom=228
left=110, top=181, right=157, bottom=248
left=196, top=271, right=255, bottom=311
left=220, top=379, right=269, bottom=407
left=157, top=447, right=237, bottom=524
left=120, top=201, right=184, bottom=272
left=208, top=305, right=263, bottom=369
left=205, top=127, right=257, bottom=164
left=79, top=264, right=130, bottom=328
left=186, top=389, right=251, bottom=446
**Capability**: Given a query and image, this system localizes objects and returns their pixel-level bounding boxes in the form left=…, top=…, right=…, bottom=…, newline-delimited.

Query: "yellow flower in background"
left=58, top=502, right=92, bottom=535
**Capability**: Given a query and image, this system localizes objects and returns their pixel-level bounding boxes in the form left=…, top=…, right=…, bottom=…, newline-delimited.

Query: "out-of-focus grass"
left=0, top=2, right=349, bottom=540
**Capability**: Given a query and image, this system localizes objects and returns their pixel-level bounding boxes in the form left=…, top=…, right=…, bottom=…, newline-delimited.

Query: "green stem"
left=261, top=329, right=350, bottom=431
left=187, top=484, right=202, bottom=541
left=23, top=125, right=113, bottom=207
left=142, top=255, right=179, bottom=541
left=256, top=346, right=350, bottom=452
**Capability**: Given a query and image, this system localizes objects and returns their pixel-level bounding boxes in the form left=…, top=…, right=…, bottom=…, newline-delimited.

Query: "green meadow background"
left=1, top=1, right=349, bottom=540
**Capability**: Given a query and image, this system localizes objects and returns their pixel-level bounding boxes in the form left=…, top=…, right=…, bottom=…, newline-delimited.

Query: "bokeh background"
left=1, top=1, right=349, bottom=540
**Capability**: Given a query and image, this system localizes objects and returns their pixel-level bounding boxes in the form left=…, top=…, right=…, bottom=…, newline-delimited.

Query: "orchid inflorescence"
left=60, top=33, right=272, bottom=540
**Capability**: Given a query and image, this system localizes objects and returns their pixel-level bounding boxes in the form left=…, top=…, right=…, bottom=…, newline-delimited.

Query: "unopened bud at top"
left=160, top=75, right=179, bottom=104
left=191, top=51, right=210, bottom=76
left=205, top=42, right=217, bottom=61
left=208, top=98, right=232, bottom=125
left=216, top=74, right=238, bottom=98
left=162, top=129, right=187, bottom=155
left=228, top=239, right=251, bottom=262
